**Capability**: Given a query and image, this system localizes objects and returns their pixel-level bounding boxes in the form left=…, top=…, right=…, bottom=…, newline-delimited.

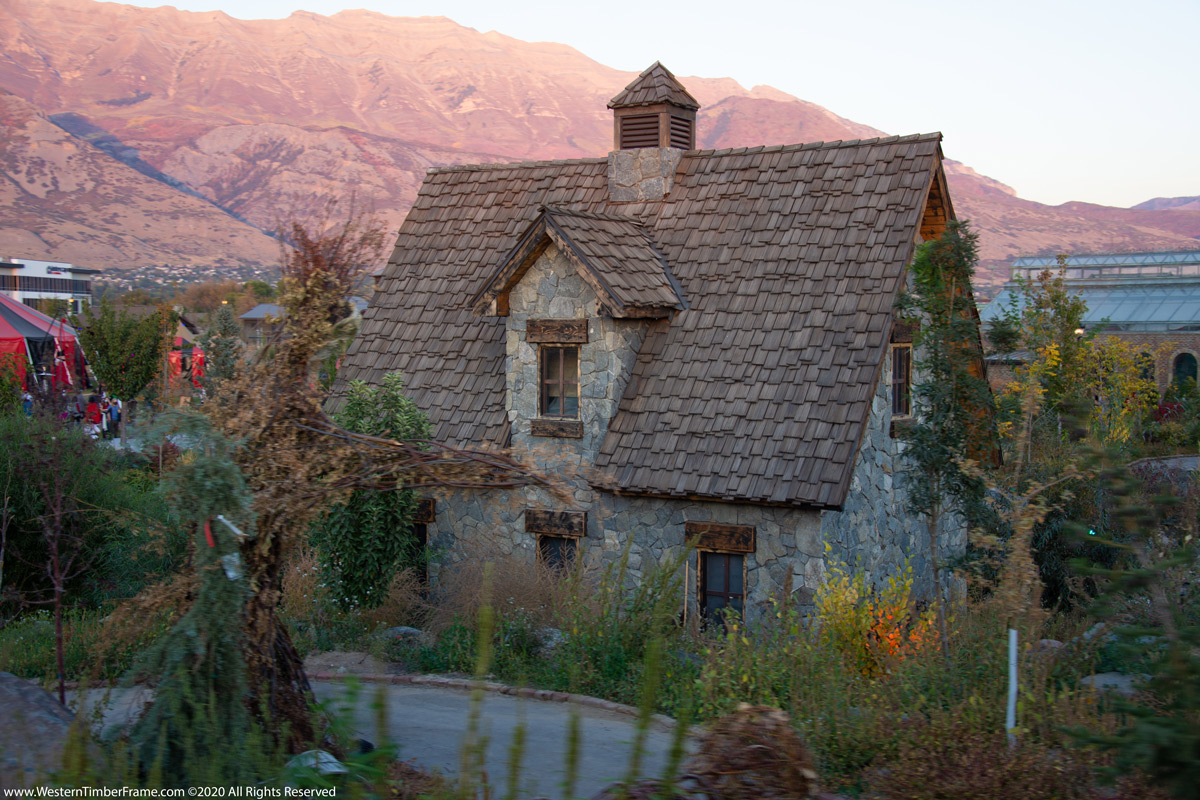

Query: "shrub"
left=863, top=711, right=1168, bottom=800
left=813, top=552, right=938, bottom=676
left=0, top=412, right=180, bottom=613
left=310, top=374, right=430, bottom=609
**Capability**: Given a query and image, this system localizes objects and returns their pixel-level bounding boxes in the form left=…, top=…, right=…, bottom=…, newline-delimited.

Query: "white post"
left=1006, top=627, right=1018, bottom=749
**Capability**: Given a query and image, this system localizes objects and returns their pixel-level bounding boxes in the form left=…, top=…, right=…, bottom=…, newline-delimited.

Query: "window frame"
left=698, top=550, right=745, bottom=621
left=891, top=343, right=912, bottom=418
left=539, top=344, right=581, bottom=419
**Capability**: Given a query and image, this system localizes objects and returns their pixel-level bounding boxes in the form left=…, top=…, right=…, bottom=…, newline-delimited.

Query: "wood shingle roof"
left=337, top=133, right=946, bottom=509
left=608, top=61, right=700, bottom=111
left=474, top=207, right=685, bottom=317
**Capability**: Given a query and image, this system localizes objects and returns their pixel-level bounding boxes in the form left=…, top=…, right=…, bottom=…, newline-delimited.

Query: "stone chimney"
left=607, top=62, right=700, bottom=203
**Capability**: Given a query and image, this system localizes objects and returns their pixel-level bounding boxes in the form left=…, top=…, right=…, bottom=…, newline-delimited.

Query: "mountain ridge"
left=1, top=0, right=1196, bottom=292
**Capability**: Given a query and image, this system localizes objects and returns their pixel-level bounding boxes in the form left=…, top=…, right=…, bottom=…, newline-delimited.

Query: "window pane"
left=545, top=392, right=561, bottom=415
left=545, top=351, right=560, bottom=381
left=1175, top=353, right=1198, bottom=384
left=729, top=596, right=743, bottom=615
left=564, top=349, right=579, bottom=381
left=707, top=595, right=726, bottom=612
left=704, top=553, right=726, bottom=592
left=563, top=396, right=578, bottom=416
left=892, top=345, right=911, bottom=416
left=728, top=555, right=744, bottom=594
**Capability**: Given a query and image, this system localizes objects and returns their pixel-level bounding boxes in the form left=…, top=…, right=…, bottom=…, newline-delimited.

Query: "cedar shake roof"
left=337, top=133, right=949, bottom=509
left=608, top=62, right=700, bottom=111
left=474, top=207, right=685, bottom=317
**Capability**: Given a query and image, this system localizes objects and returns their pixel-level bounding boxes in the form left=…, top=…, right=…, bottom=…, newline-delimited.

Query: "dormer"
left=472, top=207, right=686, bottom=319
left=608, top=62, right=700, bottom=151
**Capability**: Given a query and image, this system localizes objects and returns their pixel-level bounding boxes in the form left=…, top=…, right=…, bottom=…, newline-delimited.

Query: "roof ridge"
left=428, top=156, right=608, bottom=174
left=426, top=132, right=942, bottom=176
left=686, top=131, right=944, bottom=160
left=541, top=205, right=647, bottom=225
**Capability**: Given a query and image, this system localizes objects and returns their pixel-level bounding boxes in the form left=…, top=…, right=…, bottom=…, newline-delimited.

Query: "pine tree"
left=197, top=303, right=243, bottom=396
left=125, top=414, right=259, bottom=786
left=899, top=220, right=996, bottom=652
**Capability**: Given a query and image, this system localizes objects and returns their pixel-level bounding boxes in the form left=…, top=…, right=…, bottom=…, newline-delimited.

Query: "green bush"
left=310, top=374, right=431, bottom=609
left=0, top=412, right=181, bottom=612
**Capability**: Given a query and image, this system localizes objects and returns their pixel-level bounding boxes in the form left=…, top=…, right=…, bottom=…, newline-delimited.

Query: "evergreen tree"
left=197, top=303, right=243, bottom=396
left=899, top=220, right=996, bottom=651
left=125, top=413, right=260, bottom=786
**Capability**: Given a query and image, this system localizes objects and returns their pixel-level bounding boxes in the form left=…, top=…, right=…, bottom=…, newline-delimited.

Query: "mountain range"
left=2, top=0, right=1198, bottom=293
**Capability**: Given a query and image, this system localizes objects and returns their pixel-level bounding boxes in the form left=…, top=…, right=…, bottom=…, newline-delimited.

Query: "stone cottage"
left=334, top=63, right=987, bottom=619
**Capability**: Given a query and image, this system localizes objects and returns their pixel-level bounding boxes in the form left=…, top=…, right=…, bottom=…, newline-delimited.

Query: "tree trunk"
left=927, top=501, right=951, bottom=658
left=240, top=515, right=314, bottom=750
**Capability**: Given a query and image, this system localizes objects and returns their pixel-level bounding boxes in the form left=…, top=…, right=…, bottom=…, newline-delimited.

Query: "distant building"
left=981, top=251, right=1200, bottom=391
left=0, top=258, right=98, bottom=314
left=240, top=297, right=367, bottom=346
left=239, top=303, right=284, bottom=346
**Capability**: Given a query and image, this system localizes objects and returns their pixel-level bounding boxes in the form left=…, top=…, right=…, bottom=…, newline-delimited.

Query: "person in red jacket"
left=85, top=394, right=102, bottom=439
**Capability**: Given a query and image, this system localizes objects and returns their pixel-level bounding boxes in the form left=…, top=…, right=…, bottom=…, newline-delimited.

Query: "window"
left=891, top=344, right=912, bottom=417
left=538, top=535, right=577, bottom=572
left=699, top=552, right=744, bottom=619
left=540, top=345, right=579, bottom=418
left=410, top=522, right=428, bottom=585
left=1174, top=352, right=1198, bottom=386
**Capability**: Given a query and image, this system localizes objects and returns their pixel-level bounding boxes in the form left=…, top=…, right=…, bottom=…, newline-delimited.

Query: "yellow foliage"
left=813, top=553, right=939, bottom=676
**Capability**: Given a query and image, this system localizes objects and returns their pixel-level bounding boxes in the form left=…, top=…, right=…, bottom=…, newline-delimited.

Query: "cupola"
left=608, top=62, right=700, bottom=151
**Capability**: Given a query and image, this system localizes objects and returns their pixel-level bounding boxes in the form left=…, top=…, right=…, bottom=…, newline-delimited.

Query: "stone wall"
left=427, top=483, right=825, bottom=620
left=819, top=348, right=966, bottom=600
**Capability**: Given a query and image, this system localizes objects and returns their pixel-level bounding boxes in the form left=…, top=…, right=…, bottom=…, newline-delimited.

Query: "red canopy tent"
left=168, top=336, right=205, bottom=389
left=0, top=292, right=82, bottom=388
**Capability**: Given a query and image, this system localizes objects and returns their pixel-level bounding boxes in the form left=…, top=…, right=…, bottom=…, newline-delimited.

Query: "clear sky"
left=106, top=0, right=1198, bottom=209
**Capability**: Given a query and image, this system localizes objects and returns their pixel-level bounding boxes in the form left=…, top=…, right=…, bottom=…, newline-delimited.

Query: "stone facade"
left=820, top=349, right=965, bottom=599
left=505, top=244, right=652, bottom=461
left=422, top=241, right=964, bottom=618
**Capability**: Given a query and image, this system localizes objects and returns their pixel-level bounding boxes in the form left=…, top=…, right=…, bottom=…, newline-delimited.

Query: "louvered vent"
left=619, top=114, right=661, bottom=149
left=669, top=115, right=694, bottom=149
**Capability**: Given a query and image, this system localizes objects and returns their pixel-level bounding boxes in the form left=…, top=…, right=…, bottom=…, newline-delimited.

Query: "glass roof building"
left=981, top=251, right=1200, bottom=333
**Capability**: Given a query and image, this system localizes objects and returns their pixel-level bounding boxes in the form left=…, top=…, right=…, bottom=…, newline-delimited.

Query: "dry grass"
left=280, top=545, right=430, bottom=630
left=424, top=545, right=600, bottom=633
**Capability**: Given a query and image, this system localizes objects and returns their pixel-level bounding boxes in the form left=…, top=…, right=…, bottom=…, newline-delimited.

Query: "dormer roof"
left=473, top=206, right=685, bottom=318
left=608, top=62, right=700, bottom=111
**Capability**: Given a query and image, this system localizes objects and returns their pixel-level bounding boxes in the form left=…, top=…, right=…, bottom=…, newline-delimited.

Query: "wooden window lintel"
left=525, top=508, right=587, bottom=537
left=527, top=318, right=588, bottom=344
left=684, top=521, right=755, bottom=553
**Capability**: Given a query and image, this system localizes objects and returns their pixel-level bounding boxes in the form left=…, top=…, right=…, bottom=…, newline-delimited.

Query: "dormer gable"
left=472, top=207, right=686, bottom=319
